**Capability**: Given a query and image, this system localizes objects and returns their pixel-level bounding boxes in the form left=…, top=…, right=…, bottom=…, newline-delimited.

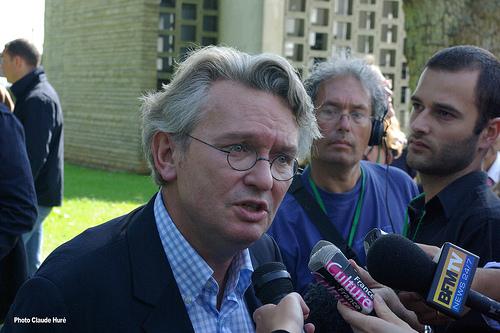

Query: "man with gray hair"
left=2, top=46, right=319, bottom=332
left=268, top=57, right=419, bottom=294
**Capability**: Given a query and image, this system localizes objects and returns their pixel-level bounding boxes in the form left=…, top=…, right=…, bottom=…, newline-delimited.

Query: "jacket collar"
left=10, top=67, right=46, bottom=101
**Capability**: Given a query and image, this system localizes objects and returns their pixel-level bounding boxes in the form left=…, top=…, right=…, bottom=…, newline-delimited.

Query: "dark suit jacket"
left=0, top=106, right=37, bottom=321
left=11, top=67, right=63, bottom=207
left=2, top=196, right=282, bottom=332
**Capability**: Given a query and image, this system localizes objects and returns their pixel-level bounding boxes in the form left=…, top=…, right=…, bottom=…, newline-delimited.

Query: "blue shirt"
left=267, top=161, right=419, bottom=293
left=154, top=192, right=255, bottom=333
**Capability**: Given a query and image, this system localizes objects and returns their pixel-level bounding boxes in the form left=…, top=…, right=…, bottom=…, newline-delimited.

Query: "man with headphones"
left=268, top=57, right=419, bottom=295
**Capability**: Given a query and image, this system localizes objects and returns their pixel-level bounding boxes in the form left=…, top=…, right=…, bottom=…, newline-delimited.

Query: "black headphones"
left=368, top=105, right=389, bottom=146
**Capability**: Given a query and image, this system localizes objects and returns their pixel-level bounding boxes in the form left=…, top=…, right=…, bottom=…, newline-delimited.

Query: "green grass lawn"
left=42, top=163, right=158, bottom=259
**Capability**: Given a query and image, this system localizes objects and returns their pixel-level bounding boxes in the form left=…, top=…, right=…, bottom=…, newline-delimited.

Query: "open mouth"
left=233, top=200, right=270, bottom=222
left=235, top=199, right=269, bottom=214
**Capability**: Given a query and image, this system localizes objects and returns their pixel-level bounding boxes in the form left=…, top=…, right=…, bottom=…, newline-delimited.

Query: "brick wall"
left=44, top=0, right=159, bottom=173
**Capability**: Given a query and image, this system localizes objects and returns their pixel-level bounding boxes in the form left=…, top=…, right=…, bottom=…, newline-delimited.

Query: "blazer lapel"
left=141, top=284, right=195, bottom=333
left=244, top=283, right=262, bottom=320
left=126, top=196, right=195, bottom=333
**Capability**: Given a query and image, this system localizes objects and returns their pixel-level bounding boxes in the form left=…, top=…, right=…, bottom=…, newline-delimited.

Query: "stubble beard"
left=407, top=132, right=479, bottom=176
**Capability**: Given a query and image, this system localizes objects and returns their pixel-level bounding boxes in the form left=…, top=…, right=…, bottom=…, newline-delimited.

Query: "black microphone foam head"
left=252, top=262, right=293, bottom=305
left=304, top=283, right=354, bottom=333
left=366, top=234, right=435, bottom=294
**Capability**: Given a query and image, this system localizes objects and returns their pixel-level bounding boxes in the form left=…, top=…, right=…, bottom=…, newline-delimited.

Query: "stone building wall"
left=44, top=0, right=159, bottom=172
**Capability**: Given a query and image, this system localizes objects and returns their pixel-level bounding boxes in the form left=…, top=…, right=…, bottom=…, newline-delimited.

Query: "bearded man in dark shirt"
left=401, top=45, right=500, bottom=333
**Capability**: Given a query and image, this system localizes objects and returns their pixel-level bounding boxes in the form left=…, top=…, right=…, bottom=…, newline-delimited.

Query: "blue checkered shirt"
left=153, top=192, right=255, bottom=333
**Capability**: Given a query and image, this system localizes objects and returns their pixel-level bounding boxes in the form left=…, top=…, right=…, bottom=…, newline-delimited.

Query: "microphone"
left=252, top=262, right=308, bottom=333
left=366, top=234, right=500, bottom=321
left=303, top=283, right=355, bottom=333
left=363, top=228, right=388, bottom=256
left=308, top=240, right=375, bottom=314
left=251, top=262, right=294, bottom=305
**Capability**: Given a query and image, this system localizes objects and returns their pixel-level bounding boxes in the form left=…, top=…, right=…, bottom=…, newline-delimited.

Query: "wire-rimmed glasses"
left=187, top=134, right=298, bottom=181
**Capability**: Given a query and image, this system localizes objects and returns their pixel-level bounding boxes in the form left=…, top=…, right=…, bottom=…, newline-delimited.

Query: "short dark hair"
left=425, top=45, right=500, bottom=134
left=4, top=39, right=40, bottom=67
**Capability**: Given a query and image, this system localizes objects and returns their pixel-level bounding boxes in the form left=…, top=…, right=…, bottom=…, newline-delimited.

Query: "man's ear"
left=13, top=55, right=24, bottom=68
left=151, top=132, right=178, bottom=182
left=479, top=117, right=500, bottom=150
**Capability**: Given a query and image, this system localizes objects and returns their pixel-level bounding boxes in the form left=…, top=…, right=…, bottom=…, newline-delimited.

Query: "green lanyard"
left=402, top=192, right=426, bottom=241
left=308, top=168, right=366, bottom=248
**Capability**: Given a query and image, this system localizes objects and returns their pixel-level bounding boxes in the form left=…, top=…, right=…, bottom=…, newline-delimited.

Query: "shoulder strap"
left=289, top=174, right=360, bottom=262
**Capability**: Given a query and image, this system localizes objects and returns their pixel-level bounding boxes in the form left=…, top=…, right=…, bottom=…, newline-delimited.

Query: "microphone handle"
left=466, top=289, right=500, bottom=321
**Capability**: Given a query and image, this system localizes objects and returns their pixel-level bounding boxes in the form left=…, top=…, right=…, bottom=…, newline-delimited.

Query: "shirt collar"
left=226, top=248, right=254, bottom=299
left=406, top=192, right=426, bottom=225
left=431, top=171, right=487, bottom=219
left=153, top=191, right=253, bottom=304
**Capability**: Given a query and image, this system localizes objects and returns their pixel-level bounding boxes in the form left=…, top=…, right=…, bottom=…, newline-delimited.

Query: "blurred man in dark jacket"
left=1, top=39, right=63, bottom=276
left=0, top=100, right=37, bottom=322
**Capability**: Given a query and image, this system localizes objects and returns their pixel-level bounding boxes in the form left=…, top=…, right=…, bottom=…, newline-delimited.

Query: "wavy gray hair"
left=141, top=46, right=320, bottom=185
left=304, top=57, right=387, bottom=119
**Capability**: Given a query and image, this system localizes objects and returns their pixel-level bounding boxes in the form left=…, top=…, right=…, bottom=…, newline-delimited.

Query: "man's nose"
left=410, top=110, right=431, bottom=134
left=243, top=158, right=274, bottom=191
